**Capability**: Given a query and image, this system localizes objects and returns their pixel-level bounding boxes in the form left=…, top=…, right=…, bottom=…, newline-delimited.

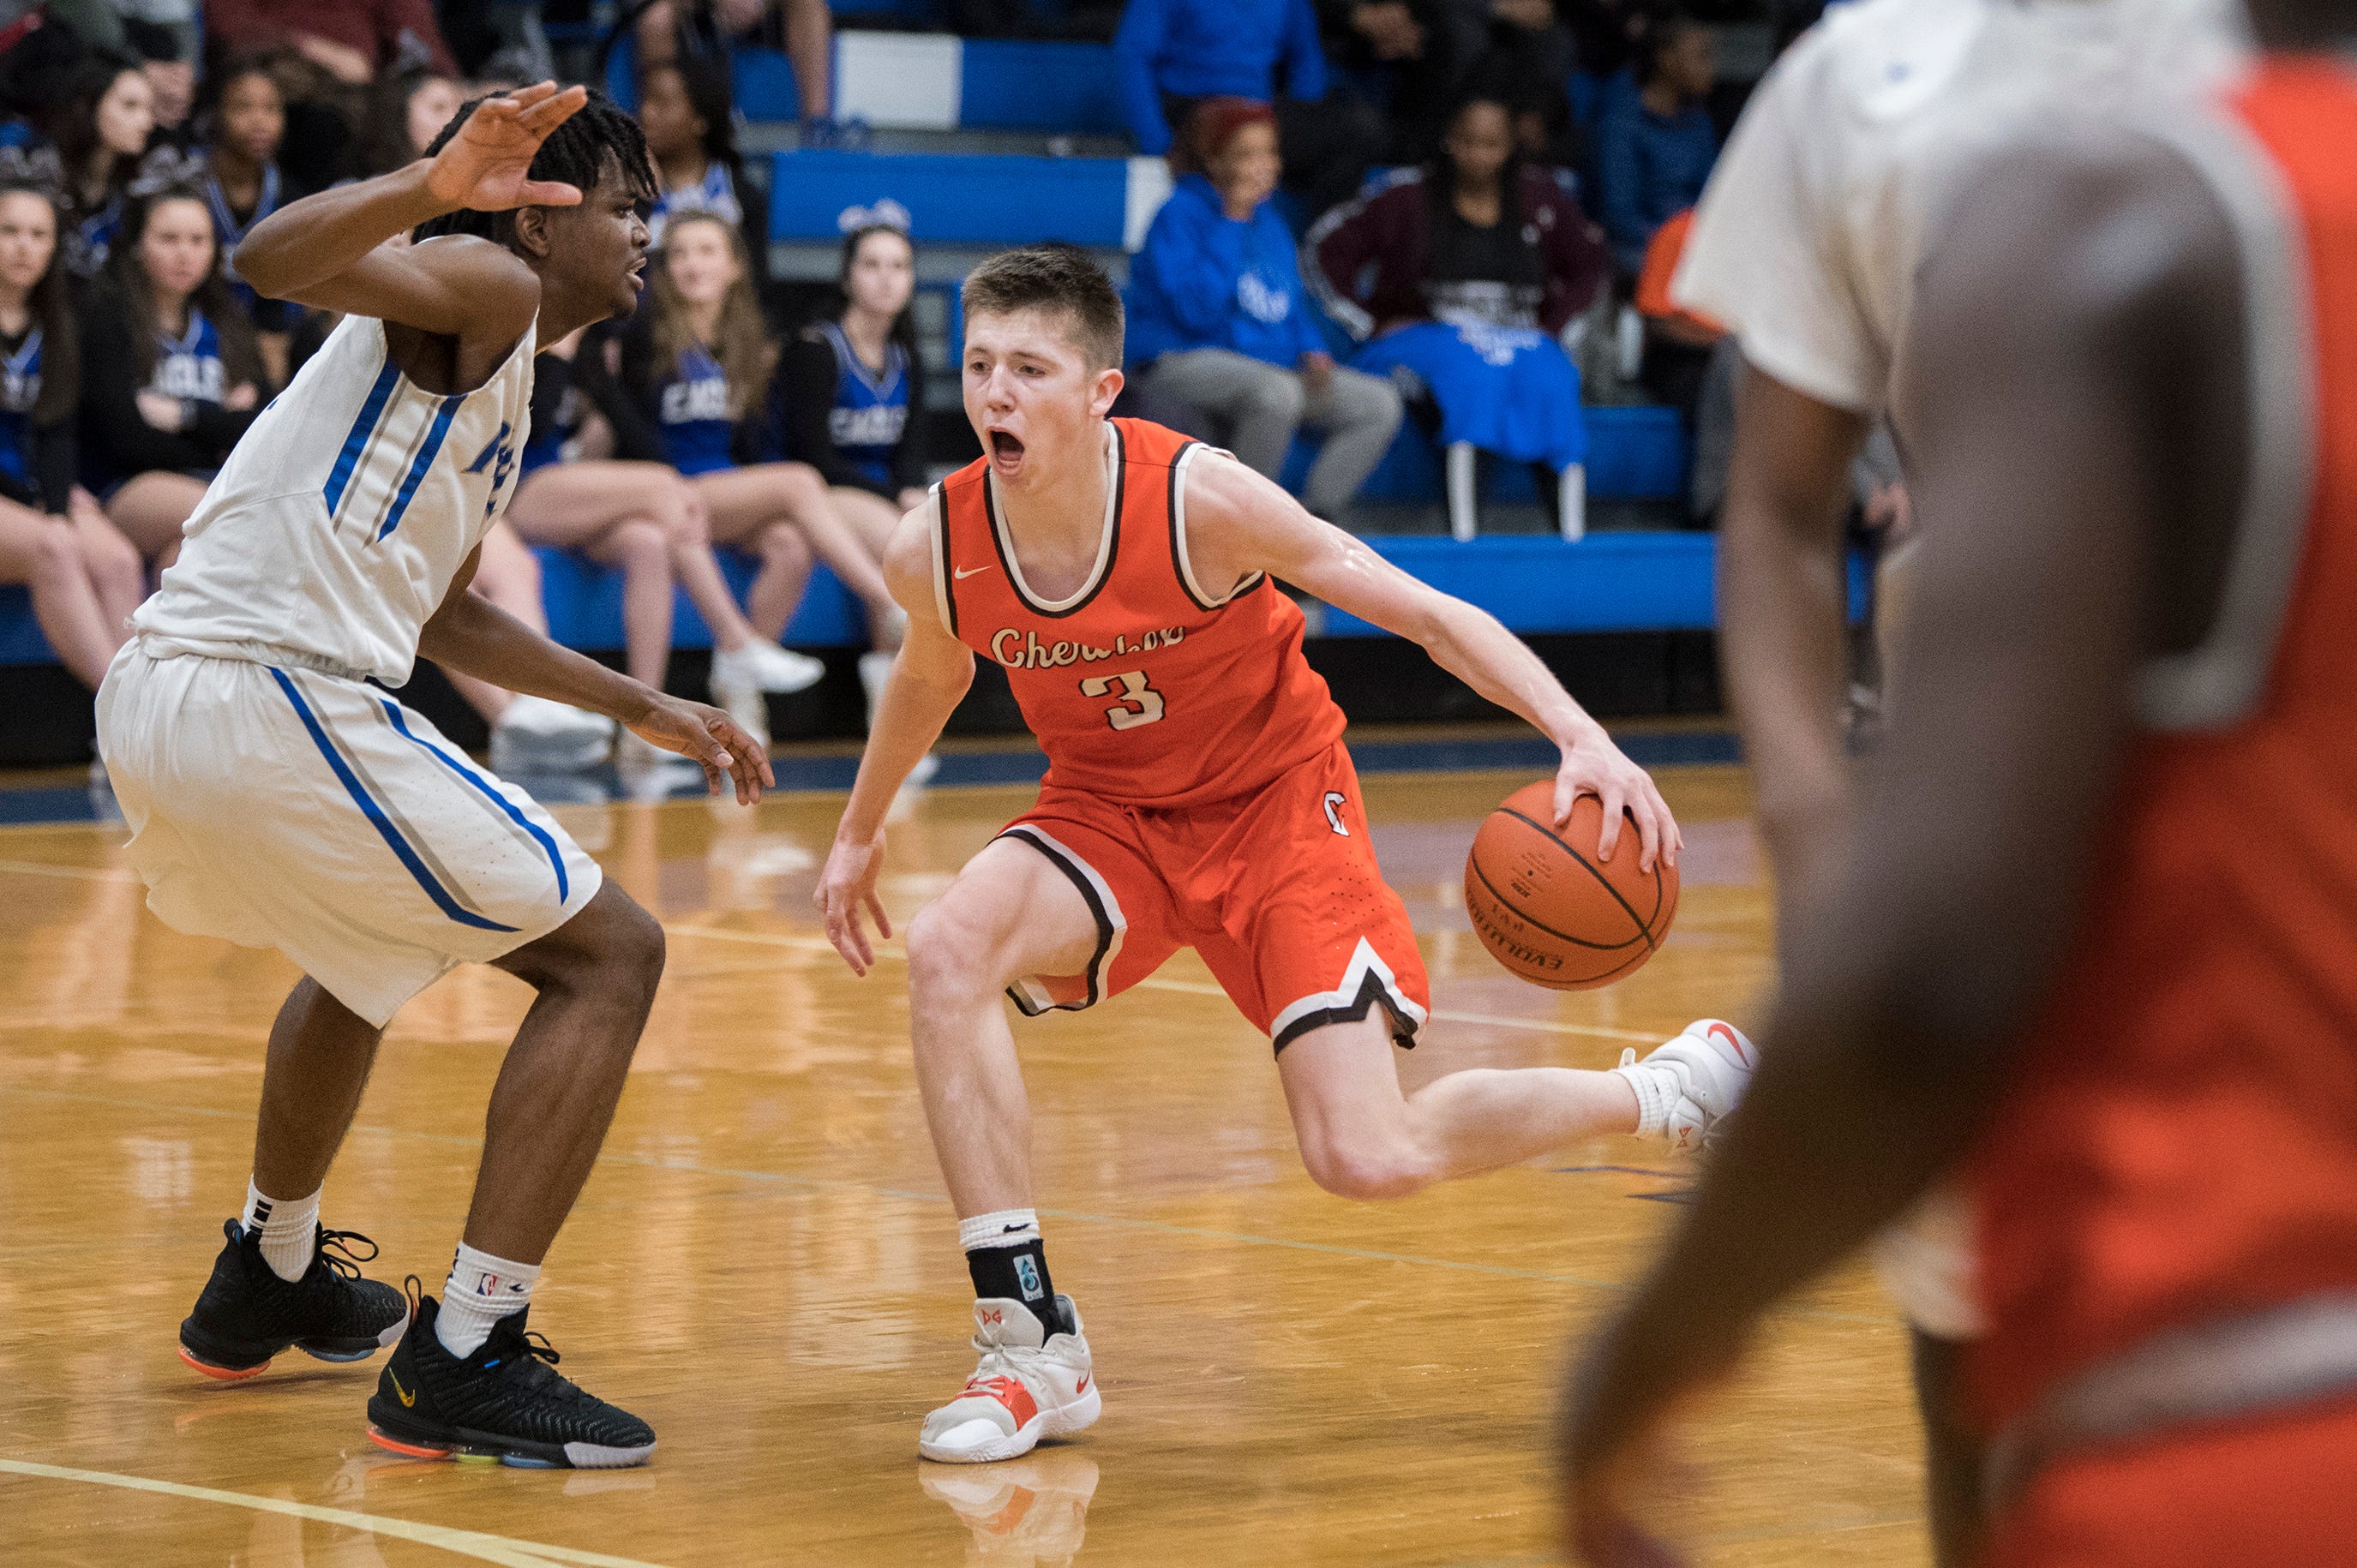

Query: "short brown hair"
left=960, top=244, right=1125, bottom=371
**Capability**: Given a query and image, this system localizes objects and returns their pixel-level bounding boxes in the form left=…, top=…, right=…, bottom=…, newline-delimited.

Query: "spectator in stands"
left=763, top=220, right=928, bottom=715
left=205, top=0, right=457, bottom=84
left=1306, top=84, right=1608, bottom=512
left=195, top=56, right=296, bottom=383
left=1313, top=0, right=1461, bottom=165
left=635, top=55, right=772, bottom=296
left=0, top=178, right=142, bottom=691
left=363, top=63, right=463, bottom=177
left=44, top=52, right=157, bottom=278
left=78, top=180, right=267, bottom=572
left=634, top=0, right=832, bottom=126
left=1593, top=12, right=1716, bottom=274
left=1116, top=0, right=1381, bottom=221
left=584, top=212, right=902, bottom=741
left=508, top=323, right=824, bottom=767
left=1128, top=100, right=1400, bottom=523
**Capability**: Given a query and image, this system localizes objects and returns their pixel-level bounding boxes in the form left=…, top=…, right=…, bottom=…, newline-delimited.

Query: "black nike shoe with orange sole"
left=367, top=1288, right=657, bottom=1469
left=178, top=1219, right=409, bottom=1379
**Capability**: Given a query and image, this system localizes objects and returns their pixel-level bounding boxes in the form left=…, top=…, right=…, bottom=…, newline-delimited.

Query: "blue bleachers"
left=770, top=148, right=1132, bottom=248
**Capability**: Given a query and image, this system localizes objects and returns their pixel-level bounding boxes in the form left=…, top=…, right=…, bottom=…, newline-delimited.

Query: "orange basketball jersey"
left=930, top=417, right=1346, bottom=808
left=1967, top=62, right=2357, bottom=1430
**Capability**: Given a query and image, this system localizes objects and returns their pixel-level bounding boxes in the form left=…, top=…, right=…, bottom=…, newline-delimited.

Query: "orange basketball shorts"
left=1988, top=1392, right=2357, bottom=1568
left=998, top=740, right=1431, bottom=1053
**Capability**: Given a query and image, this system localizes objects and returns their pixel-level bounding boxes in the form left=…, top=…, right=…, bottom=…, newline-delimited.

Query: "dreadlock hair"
left=0, top=181, right=81, bottom=422
left=411, top=88, right=657, bottom=250
left=99, top=180, right=267, bottom=395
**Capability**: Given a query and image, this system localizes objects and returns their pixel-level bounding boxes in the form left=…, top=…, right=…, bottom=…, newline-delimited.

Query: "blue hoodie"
left=1126, top=175, right=1329, bottom=369
left=1113, top=0, right=1327, bottom=157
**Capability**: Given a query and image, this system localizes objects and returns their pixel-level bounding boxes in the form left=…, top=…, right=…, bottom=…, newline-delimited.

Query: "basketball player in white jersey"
left=1670, top=0, right=2240, bottom=1553
left=95, top=83, right=771, bottom=1469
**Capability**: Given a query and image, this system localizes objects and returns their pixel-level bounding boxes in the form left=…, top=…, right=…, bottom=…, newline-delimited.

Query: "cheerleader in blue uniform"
left=582, top=212, right=897, bottom=742
left=0, top=181, right=142, bottom=691
left=763, top=221, right=927, bottom=710
left=45, top=55, right=158, bottom=280
left=77, top=182, right=268, bottom=571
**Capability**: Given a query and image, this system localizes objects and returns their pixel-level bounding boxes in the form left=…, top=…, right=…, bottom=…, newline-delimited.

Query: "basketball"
left=1464, top=781, right=1679, bottom=990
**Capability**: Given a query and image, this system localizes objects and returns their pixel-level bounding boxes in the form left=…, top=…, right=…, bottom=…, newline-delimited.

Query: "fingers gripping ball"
left=1465, top=782, right=1677, bottom=990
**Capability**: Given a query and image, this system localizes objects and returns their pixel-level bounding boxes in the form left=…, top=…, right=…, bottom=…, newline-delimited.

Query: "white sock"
left=241, top=1180, right=319, bottom=1283
left=958, top=1208, right=1041, bottom=1253
left=1613, top=1050, right=1675, bottom=1139
left=434, top=1242, right=541, bottom=1359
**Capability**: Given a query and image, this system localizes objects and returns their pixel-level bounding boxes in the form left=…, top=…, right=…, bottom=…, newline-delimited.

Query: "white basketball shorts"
left=97, top=642, right=603, bottom=1026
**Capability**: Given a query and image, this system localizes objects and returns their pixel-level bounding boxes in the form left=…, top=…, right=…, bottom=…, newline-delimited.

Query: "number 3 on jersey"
left=1081, top=669, right=1165, bottom=731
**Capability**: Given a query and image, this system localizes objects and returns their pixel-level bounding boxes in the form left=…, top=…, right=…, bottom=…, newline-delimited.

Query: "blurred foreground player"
left=97, top=85, right=771, bottom=1467
left=1672, top=0, right=2240, bottom=1554
left=818, top=244, right=1754, bottom=1463
left=1562, top=9, right=2357, bottom=1565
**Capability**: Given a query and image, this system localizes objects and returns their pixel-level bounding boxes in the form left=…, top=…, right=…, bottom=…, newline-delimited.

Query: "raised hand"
left=423, top=82, right=591, bottom=212
left=624, top=696, right=774, bottom=805
left=1554, top=727, right=1682, bottom=872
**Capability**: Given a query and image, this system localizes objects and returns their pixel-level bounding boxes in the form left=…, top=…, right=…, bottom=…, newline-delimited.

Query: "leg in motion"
left=903, top=836, right=1121, bottom=1462
left=367, top=881, right=669, bottom=1469
left=178, top=979, right=408, bottom=1379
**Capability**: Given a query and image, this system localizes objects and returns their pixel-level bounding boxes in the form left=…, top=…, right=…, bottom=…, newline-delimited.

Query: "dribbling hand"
left=1554, top=728, right=1681, bottom=872
left=816, top=832, right=891, bottom=976
left=625, top=697, right=774, bottom=805
left=423, top=81, right=591, bottom=212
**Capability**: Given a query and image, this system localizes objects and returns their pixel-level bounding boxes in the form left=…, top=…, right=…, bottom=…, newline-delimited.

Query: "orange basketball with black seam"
left=1464, top=782, right=1677, bottom=990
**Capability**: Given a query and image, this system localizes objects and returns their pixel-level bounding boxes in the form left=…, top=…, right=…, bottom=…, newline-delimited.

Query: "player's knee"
left=1298, top=1132, right=1434, bottom=1202
left=595, top=895, right=668, bottom=1005
left=905, top=900, right=996, bottom=1004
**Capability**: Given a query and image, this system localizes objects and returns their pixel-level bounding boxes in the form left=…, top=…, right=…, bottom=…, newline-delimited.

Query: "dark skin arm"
left=1714, top=363, right=1868, bottom=910
left=420, top=548, right=773, bottom=805
left=1556, top=137, right=2249, bottom=1565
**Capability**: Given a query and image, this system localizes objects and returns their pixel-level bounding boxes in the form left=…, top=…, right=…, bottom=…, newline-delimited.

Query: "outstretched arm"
left=817, top=500, right=977, bottom=973
left=234, top=82, right=588, bottom=343
left=1184, top=452, right=1678, bottom=869
left=419, top=548, right=774, bottom=804
left=1556, top=139, right=2247, bottom=1565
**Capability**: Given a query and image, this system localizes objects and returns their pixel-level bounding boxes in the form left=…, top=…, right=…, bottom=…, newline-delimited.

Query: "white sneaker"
left=711, top=637, right=825, bottom=696
left=489, top=694, right=612, bottom=774
left=1614, top=1019, right=1756, bottom=1152
left=920, top=1296, right=1100, bottom=1464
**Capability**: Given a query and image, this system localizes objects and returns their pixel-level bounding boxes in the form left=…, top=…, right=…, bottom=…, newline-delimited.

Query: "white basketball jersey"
left=1671, top=0, right=2244, bottom=416
left=134, top=310, right=535, bottom=685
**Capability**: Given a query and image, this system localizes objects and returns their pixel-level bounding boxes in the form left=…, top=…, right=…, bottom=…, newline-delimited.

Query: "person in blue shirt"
left=1128, top=99, right=1400, bottom=524
left=1594, top=13, right=1718, bottom=275
left=0, top=179, right=144, bottom=693
left=77, top=183, right=267, bottom=573
left=197, top=57, right=297, bottom=378
left=1115, top=0, right=1380, bottom=219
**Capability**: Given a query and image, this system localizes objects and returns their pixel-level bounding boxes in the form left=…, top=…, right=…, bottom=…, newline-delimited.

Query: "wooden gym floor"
left=0, top=748, right=1928, bottom=1567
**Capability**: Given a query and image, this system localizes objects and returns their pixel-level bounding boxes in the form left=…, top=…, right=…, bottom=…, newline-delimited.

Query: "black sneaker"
left=179, top=1218, right=409, bottom=1379
left=366, top=1288, right=657, bottom=1469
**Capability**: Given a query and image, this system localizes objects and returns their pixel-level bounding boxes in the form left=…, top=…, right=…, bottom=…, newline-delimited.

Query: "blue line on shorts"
left=267, top=667, right=519, bottom=932
left=379, top=699, right=570, bottom=905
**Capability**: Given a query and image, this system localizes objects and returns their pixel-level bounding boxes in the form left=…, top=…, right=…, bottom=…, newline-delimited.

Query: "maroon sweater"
left=1304, top=166, right=1610, bottom=340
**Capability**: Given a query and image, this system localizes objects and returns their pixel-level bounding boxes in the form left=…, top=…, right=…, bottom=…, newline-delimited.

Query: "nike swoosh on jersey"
left=953, top=565, right=993, bottom=579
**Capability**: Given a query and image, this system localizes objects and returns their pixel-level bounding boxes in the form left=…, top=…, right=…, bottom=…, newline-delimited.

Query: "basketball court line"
left=0, top=1458, right=673, bottom=1567
left=0, top=1083, right=1901, bottom=1327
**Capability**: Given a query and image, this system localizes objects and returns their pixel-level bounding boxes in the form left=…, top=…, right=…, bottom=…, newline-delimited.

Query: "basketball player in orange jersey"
left=1560, top=4, right=2357, bottom=1561
left=815, top=243, right=1757, bottom=1464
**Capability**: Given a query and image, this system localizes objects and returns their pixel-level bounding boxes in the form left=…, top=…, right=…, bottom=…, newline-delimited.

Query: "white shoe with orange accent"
left=920, top=1295, right=1100, bottom=1464
left=1615, top=1018, right=1756, bottom=1152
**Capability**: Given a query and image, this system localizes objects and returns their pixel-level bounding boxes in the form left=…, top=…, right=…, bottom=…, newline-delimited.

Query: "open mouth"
left=988, top=430, right=1024, bottom=462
